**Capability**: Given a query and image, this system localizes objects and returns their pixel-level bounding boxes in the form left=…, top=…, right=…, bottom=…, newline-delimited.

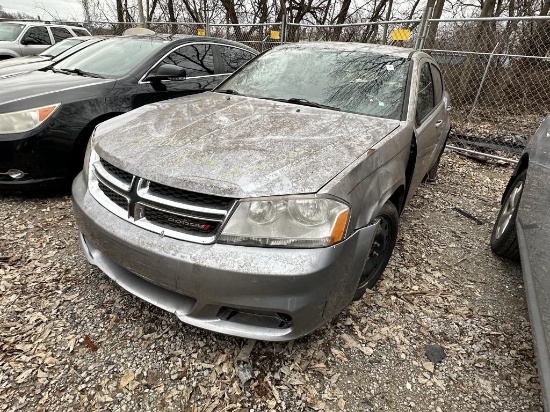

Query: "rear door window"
left=23, top=26, right=52, bottom=45
left=72, top=28, right=90, bottom=36
left=219, top=46, right=256, bottom=73
left=430, top=64, right=443, bottom=105
left=161, top=44, right=215, bottom=77
left=51, top=27, right=72, bottom=42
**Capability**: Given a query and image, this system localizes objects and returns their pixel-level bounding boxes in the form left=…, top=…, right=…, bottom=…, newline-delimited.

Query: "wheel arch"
left=501, top=154, right=529, bottom=204
left=74, top=112, right=124, bottom=148
left=70, top=112, right=125, bottom=169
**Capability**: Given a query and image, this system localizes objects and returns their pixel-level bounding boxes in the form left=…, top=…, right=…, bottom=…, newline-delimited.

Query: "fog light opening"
left=7, top=169, right=25, bottom=180
left=218, top=307, right=293, bottom=329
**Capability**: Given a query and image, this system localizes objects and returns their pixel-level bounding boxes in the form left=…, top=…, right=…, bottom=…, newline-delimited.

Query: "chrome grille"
left=98, top=181, right=128, bottom=210
left=89, top=157, right=236, bottom=244
left=148, top=181, right=234, bottom=209
left=100, top=158, right=133, bottom=186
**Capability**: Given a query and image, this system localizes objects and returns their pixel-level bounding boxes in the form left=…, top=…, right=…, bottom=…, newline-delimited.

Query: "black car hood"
left=0, top=61, right=54, bottom=78
left=95, top=92, right=400, bottom=198
left=0, top=55, right=49, bottom=69
left=0, top=70, right=116, bottom=111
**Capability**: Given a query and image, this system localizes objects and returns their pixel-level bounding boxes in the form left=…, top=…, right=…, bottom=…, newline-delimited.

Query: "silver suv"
left=0, top=21, right=91, bottom=59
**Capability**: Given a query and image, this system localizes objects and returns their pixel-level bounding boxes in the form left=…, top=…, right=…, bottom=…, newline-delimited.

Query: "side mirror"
left=21, top=37, right=34, bottom=45
left=148, top=64, right=186, bottom=81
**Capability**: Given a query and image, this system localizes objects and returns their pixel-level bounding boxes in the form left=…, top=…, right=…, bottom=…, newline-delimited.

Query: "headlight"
left=0, top=104, right=60, bottom=134
left=218, top=196, right=350, bottom=248
left=82, top=132, right=99, bottom=183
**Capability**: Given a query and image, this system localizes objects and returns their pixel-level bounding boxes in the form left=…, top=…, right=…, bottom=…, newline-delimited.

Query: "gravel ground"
left=0, top=152, right=543, bottom=411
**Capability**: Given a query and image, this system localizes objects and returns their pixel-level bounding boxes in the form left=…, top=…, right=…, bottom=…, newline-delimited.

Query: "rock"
left=425, top=344, right=446, bottom=364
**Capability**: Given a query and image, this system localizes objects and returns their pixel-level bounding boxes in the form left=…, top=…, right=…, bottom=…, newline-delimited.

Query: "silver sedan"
left=491, top=114, right=550, bottom=410
left=72, top=42, right=451, bottom=341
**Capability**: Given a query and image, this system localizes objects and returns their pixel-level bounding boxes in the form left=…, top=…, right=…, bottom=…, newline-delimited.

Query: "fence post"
left=205, top=18, right=211, bottom=37
left=467, top=42, right=500, bottom=120
left=281, top=14, right=287, bottom=43
left=415, top=6, right=433, bottom=50
left=137, top=0, right=146, bottom=27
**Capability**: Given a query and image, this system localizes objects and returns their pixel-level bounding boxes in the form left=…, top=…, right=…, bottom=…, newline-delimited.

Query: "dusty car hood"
left=95, top=92, right=400, bottom=198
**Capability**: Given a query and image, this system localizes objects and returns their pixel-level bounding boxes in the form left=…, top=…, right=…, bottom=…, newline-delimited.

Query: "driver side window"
left=161, top=44, right=215, bottom=78
left=416, top=62, right=435, bottom=125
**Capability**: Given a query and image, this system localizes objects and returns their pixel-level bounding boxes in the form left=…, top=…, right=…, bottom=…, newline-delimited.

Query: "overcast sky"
left=2, top=0, right=85, bottom=21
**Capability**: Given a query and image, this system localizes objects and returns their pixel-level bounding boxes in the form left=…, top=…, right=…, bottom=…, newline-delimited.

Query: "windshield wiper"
left=261, top=97, right=340, bottom=111
left=54, top=68, right=104, bottom=78
left=216, top=89, right=243, bottom=95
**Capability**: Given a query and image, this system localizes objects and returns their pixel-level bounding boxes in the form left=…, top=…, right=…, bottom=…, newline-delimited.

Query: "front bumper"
left=72, top=174, right=377, bottom=341
left=0, top=126, right=76, bottom=189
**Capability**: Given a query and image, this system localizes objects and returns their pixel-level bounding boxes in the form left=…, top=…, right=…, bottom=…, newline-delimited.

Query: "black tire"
left=490, top=170, right=526, bottom=260
left=353, top=201, right=400, bottom=300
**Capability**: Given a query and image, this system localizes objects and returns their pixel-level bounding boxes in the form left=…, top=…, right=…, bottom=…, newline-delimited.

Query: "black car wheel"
left=490, top=170, right=526, bottom=260
left=354, top=201, right=399, bottom=300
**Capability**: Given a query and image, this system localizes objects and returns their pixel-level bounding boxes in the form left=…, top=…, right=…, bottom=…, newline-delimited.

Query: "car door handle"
left=435, top=120, right=443, bottom=128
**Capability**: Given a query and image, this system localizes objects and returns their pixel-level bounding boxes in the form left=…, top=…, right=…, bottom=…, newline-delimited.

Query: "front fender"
left=350, top=144, right=410, bottom=229
left=321, top=125, right=412, bottom=230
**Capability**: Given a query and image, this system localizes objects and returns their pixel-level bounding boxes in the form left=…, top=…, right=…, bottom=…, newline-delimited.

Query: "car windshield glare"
left=0, top=23, right=25, bottom=42
left=39, top=38, right=83, bottom=57
left=218, top=47, right=410, bottom=120
left=53, top=37, right=167, bottom=77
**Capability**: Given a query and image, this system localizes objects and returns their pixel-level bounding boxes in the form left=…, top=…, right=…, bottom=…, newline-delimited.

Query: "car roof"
left=277, top=41, right=415, bottom=58
left=63, top=35, right=110, bottom=41
left=106, top=34, right=258, bottom=53
left=0, top=20, right=84, bottom=28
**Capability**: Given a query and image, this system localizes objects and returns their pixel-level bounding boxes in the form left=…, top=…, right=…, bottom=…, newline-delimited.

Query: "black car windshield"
left=217, top=47, right=410, bottom=120
left=53, top=37, right=167, bottom=78
left=39, top=38, right=84, bottom=57
left=0, top=23, right=25, bottom=41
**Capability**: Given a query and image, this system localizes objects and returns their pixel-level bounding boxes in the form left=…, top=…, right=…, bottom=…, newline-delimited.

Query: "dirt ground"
left=0, top=152, right=543, bottom=411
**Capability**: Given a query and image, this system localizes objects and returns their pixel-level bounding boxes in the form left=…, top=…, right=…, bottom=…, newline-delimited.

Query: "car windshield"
left=0, top=23, right=25, bottom=41
left=218, top=47, right=410, bottom=120
left=53, top=37, right=167, bottom=78
left=39, top=38, right=84, bottom=57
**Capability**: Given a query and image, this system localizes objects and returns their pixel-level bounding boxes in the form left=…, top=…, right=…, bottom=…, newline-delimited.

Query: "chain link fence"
left=208, top=23, right=283, bottom=52
left=287, top=20, right=420, bottom=48
left=84, top=21, right=205, bottom=36
left=423, top=16, right=550, bottom=161
left=82, top=21, right=280, bottom=50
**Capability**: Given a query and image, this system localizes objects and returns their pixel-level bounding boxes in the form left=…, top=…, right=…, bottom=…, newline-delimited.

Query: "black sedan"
left=0, top=36, right=105, bottom=78
left=491, top=114, right=550, bottom=410
left=0, top=35, right=257, bottom=190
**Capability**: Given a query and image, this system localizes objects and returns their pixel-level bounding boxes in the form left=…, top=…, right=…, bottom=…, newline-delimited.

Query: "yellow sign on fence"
left=270, top=30, right=280, bottom=40
left=197, top=28, right=206, bottom=36
left=390, top=29, right=411, bottom=41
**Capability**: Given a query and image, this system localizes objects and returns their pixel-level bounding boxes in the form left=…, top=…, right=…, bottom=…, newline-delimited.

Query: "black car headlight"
left=218, top=195, right=350, bottom=248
